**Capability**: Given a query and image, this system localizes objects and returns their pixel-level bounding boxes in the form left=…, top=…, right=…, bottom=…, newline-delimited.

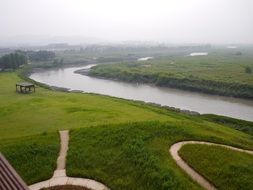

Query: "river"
left=30, top=64, right=253, bottom=121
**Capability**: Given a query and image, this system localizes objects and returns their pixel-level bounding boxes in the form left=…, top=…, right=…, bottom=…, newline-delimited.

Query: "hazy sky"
left=1, top=0, right=253, bottom=44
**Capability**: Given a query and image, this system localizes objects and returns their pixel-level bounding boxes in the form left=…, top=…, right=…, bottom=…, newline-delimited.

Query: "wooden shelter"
left=16, top=82, right=35, bottom=93
left=0, top=153, right=30, bottom=190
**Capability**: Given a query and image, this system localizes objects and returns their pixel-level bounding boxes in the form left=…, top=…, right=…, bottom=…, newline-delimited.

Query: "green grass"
left=67, top=121, right=253, bottom=190
left=201, top=114, right=253, bottom=136
left=179, top=144, right=253, bottom=190
left=0, top=72, right=173, bottom=139
left=1, top=71, right=253, bottom=189
left=89, top=49, right=253, bottom=98
left=0, top=132, right=59, bottom=185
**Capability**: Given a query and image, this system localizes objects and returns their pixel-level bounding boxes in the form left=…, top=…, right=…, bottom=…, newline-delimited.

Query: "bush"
left=245, top=66, right=252, bottom=74
left=235, top=51, right=242, bottom=56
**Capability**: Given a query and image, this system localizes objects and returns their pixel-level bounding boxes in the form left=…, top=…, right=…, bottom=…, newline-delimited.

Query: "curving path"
left=169, top=141, right=253, bottom=190
left=29, top=130, right=110, bottom=190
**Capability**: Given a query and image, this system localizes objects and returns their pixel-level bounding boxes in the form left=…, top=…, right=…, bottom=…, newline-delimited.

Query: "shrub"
left=245, top=66, right=252, bottom=74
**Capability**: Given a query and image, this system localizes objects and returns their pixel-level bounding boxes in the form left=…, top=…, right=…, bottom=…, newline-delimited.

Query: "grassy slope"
left=0, top=72, right=173, bottom=139
left=1, top=71, right=253, bottom=189
left=179, top=144, right=253, bottom=190
left=201, top=114, right=253, bottom=136
left=89, top=50, right=253, bottom=98
left=0, top=132, right=59, bottom=185
left=67, top=121, right=253, bottom=190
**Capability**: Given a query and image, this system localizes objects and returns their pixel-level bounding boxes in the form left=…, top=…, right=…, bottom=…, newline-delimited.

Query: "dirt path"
left=29, top=130, right=109, bottom=190
left=169, top=141, right=253, bottom=190
left=57, top=130, right=69, bottom=170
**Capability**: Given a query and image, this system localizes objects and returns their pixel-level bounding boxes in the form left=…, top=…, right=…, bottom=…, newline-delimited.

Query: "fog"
left=1, top=0, right=253, bottom=45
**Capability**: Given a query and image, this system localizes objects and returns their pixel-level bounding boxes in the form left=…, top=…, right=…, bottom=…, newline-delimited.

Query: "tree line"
left=0, top=50, right=57, bottom=71
left=26, top=50, right=55, bottom=61
left=0, top=52, right=28, bottom=70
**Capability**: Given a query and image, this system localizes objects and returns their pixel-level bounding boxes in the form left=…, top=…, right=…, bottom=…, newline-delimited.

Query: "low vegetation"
left=201, top=114, right=253, bottom=136
left=0, top=132, right=59, bottom=185
left=67, top=121, right=253, bottom=190
left=245, top=66, right=252, bottom=74
left=89, top=49, right=253, bottom=98
left=179, top=144, right=253, bottom=190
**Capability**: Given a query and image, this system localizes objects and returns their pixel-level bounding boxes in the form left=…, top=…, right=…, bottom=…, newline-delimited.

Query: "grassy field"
left=67, top=122, right=253, bottom=190
left=0, top=132, right=59, bottom=184
left=201, top=114, right=253, bottom=136
left=89, top=48, right=253, bottom=98
left=0, top=72, right=174, bottom=139
left=0, top=71, right=253, bottom=189
left=179, top=144, right=253, bottom=190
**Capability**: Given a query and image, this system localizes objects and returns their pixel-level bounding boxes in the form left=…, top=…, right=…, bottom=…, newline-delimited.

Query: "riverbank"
left=30, top=64, right=253, bottom=121
left=88, top=64, right=253, bottom=99
left=85, top=51, right=253, bottom=99
left=1, top=71, right=253, bottom=189
left=22, top=65, right=202, bottom=117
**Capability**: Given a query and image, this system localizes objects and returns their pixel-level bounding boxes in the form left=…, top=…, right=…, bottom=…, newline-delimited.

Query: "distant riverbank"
left=29, top=64, right=253, bottom=121
left=87, top=61, right=253, bottom=99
